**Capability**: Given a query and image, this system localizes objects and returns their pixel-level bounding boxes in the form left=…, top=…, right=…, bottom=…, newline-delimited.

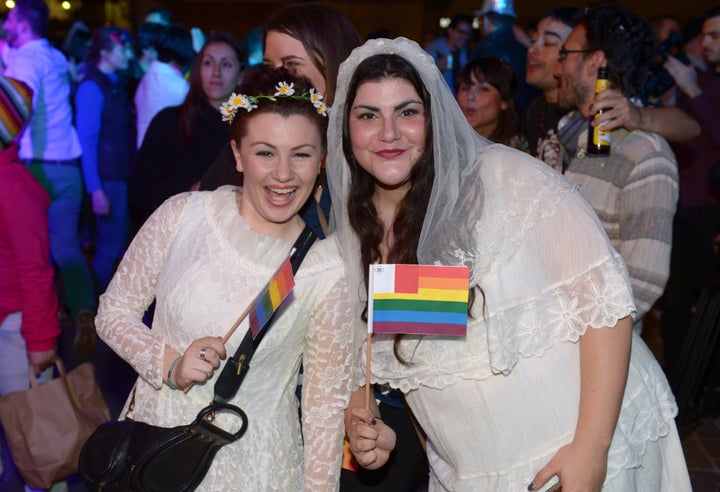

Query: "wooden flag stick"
left=365, top=263, right=374, bottom=412
left=221, top=302, right=253, bottom=344
left=365, top=333, right=372, bottom=412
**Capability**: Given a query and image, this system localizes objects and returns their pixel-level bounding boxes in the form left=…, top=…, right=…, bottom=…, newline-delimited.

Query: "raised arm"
left=589, top=88, right=700, bottom=143
left=665, top=56, right=720, bottom=148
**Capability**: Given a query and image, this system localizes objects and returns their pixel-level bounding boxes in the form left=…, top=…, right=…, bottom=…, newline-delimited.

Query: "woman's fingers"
left=191, top=336, right=226, bottom=367
left=177, top=336, right=227, bottom=386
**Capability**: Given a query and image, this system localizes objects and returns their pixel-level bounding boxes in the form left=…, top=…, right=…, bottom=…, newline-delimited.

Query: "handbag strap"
left=28, top=357, right=83, bottom=411
left=212, top=225, right=317, bottom=404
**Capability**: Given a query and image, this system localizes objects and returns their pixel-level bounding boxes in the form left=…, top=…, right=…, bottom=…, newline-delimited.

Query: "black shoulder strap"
left=212, top=226, right=318, bottom=404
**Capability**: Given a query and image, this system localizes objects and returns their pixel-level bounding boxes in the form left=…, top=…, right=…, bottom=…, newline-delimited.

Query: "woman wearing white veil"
left=328, top=37, right=690, bottom=491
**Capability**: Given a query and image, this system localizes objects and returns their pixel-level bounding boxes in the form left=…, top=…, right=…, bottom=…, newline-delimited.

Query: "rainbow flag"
left=249, top=256, right=295, bottom=339
left=368, top=264, right=469, bottom=336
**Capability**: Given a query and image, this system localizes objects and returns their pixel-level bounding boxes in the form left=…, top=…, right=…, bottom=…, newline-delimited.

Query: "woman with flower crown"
left=331, top=38, right=691, bottom=491
left=199, top=2, right=362, bottom=239
left=96, top=66, right=354, bottom=491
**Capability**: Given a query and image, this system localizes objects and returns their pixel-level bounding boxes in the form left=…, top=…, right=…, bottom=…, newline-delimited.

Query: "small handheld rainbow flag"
left=368, top=264, right=470, bottom=336
left=249, top=256, right=295, bottom=339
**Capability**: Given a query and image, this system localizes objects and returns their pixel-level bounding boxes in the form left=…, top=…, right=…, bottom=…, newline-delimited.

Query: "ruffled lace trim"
left=605, top=342, right=678, bottom=478
left=486, top=254, right=635, bottom=374
left=410, top=340, right=679, bottom=488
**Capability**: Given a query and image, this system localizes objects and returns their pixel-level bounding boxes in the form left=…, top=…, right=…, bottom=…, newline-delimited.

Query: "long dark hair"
left=342, top=54, right=435, bottom=362
left=263, top=2, right=361, bottom=105
left=177, top=31, right=246, bottom=141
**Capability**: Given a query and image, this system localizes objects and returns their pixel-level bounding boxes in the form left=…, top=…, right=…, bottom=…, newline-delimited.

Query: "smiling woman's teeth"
left=267, top=187, right=296, bottom=196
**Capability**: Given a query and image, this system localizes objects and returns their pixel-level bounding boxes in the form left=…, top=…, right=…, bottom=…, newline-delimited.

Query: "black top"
left=79, top=67, right=134, bottom=182
left=521, top=96, right=568, bottom=157
left=129, top=101, right=230, bottom=227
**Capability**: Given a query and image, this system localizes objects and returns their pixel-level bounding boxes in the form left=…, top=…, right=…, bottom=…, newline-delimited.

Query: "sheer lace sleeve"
left=95, top=193, right=190, bottom=388
left=301, top=276, right=354, bottom=492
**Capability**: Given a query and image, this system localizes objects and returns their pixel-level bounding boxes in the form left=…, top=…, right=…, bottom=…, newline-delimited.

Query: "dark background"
left=2, top=0, right=718, bottom=48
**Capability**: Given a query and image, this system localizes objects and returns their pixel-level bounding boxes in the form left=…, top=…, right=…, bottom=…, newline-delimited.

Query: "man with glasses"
left=522, top=7, right=699, bottom=171
left=555, top=3, right=678, bottom=335
left=521, top=7, right=581, bottom=166
left=426, top=13, right=474, bottom=94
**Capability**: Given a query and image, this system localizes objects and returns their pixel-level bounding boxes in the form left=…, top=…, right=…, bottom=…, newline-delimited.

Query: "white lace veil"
left=327, top=37, right=492, bottom=349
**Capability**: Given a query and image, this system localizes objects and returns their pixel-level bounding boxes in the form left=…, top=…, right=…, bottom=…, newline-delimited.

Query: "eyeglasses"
left=558, top=49, right=594, bottom=61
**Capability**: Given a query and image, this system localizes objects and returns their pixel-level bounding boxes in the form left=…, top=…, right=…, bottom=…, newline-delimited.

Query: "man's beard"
left=557, top=70, right=592, bottom=113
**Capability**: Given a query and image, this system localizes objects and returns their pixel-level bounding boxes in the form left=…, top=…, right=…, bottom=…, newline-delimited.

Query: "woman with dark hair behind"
left=456, top=56, right=529, bottom=151
left=129, top=31, right=245, bottom=230
left=261, top=1, right=360, bottom=107
left=75, top=26, right=134, bottom=290
left=198, top=2, right=362, bottom=239
left=98, top=66, right=354, bottom=491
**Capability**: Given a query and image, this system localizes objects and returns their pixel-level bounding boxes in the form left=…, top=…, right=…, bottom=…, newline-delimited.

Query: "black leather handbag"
left=78, top=226, right=317, bottom=491
left=78, top=403, right=248, bottom=491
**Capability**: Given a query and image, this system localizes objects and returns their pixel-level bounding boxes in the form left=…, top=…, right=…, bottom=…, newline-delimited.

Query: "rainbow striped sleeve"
left=369, top=264, right=469, bottom=336
left=249, top=256, right=295, bottom=339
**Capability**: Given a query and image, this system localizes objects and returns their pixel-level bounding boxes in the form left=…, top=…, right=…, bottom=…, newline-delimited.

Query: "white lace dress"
left=361, top=146, right=691, bottom=491
left=96, top=186, right=354, bottom=492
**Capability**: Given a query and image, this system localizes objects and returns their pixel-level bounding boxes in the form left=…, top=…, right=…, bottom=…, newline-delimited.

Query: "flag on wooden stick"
left=249, top=256, right=295, bottom=339
left=368, top=264, right=470, bottom=336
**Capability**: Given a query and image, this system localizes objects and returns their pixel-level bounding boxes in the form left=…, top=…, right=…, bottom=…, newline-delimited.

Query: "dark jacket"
left=80, top=66, right=133, bottom=182
left=129, top=101, right=230, bottom=227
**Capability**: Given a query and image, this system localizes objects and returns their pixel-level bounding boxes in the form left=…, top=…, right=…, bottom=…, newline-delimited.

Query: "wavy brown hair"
left=230, top=66, right=327, bottom=152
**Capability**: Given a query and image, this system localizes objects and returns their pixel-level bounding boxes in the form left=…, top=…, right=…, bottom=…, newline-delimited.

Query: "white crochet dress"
left=96, top=186, right=354, bottom=491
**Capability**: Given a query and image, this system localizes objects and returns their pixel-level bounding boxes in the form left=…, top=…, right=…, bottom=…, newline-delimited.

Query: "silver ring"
left=199, top=347, right=207, bottom=360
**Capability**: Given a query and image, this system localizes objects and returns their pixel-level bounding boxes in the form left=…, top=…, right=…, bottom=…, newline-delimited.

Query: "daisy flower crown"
left=220, top=82, right=329, bottom=123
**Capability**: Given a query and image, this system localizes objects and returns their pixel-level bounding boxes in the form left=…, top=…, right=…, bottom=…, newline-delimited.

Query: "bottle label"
left=596, top=78, right=610, bottom=93
left=588, top=69, right=611, bottom=154
left=592, top=115, right=612, bottom=147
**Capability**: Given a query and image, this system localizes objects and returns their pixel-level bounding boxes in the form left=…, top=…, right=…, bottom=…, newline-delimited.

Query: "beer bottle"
left=587, top=66, right=611, bottom=156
